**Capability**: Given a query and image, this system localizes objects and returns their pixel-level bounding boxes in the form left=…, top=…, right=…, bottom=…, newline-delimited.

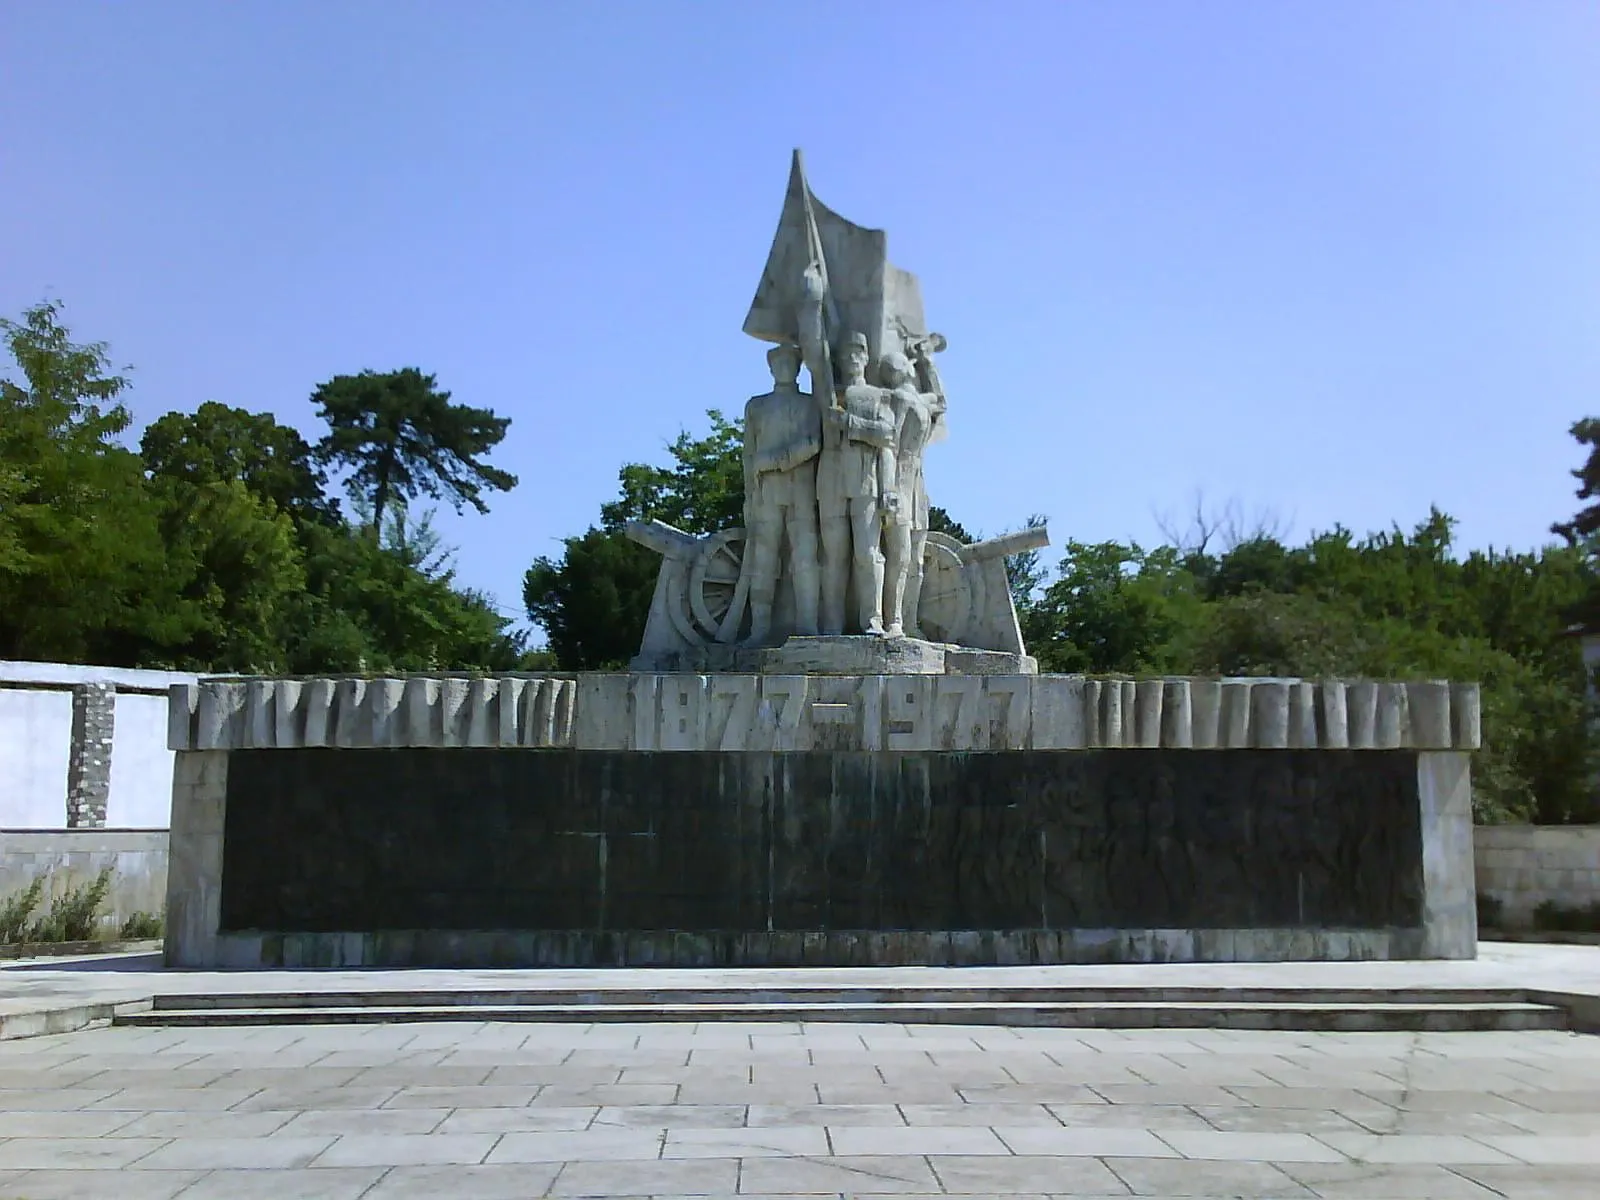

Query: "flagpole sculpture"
left=628, top=151, right=1049, bottom=674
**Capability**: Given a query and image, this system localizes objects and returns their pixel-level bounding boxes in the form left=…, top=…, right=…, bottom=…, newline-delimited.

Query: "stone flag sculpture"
left=629, top=151, right=1048, bottom=672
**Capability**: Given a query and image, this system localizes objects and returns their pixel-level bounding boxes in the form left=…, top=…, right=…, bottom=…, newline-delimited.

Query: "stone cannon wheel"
left=688, top=528, right=747, bottom=642
left=916, top=531, right=975, bottom=644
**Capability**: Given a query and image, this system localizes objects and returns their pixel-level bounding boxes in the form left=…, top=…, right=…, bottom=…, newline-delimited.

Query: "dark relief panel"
left=220, top=749, right=1423, bottom=934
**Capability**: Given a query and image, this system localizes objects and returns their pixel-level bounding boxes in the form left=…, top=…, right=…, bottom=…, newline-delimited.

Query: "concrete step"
left=145, top=985, right=1537, bottom=1010
left=118, top=998, right=1569, bottom=1033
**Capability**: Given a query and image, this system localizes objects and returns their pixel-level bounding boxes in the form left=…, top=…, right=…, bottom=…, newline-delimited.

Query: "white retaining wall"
left=0, top=662, right=198, bottom=829
left=1475, top=825, right=1600, bottom=927
left=0, top=688, right=72, bottom=828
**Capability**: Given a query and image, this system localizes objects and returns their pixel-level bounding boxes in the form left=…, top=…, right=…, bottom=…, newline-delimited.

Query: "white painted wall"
left=107, top=693, right=175, bottom=828
left=0, top=688, right=73, bottom=827
left=0, top=662, right=199, bottom=829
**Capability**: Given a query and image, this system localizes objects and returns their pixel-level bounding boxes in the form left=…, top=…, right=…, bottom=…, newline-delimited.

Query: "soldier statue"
left=817, top=331, right=895, bottom=636
left=740, top=343, right=822, bottom=643
left=879, top=349, right=945, bottom=638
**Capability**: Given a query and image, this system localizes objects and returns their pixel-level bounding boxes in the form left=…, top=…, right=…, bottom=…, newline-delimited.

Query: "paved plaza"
left=2, top=1014, right=1600, bottom=1198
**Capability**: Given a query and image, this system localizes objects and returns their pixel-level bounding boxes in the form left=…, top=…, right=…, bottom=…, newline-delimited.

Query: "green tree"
left=141, top=402, right=333, bottom=524
left=599, top=410, right=745, bottom=534
left=1186, top=514, right=1594, bottom=824
left=289, top=505, right=525, bottom=673
left=1191, top=590, right=1369, bottom=678
left=0, top=302, right=175, bottom=663
left=526, top=410, right=746, bottom=669
left=144, top=477, right=308, bottom=673
left=1552, top=417, right=1600, bottom=545
left=1024, top=540, right=1204, bottom=674
left=524, top=527, right=662, bottom=669
left=313, top=368, right=516, bottom=534
left=927, top=506, right=972, bottom=542
left=1017, top=507, right=1592, bottom=823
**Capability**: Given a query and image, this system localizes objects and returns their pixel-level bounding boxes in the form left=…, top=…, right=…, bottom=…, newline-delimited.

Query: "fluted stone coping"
left=169, top=676, right=575, bottom=752
left=170, top=674, right=1481, bottom=754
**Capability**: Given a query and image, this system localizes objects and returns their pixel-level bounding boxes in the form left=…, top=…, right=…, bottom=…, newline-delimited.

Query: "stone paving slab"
left=1, top=1018, right=1599, bottom=1196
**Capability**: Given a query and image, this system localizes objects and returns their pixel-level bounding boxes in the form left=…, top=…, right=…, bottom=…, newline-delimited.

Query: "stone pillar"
left=65, top=682, right=116, bottom=828
left=1417, top=750, right=1478, bottom=959
left=164, top=750, right=228, bottom=968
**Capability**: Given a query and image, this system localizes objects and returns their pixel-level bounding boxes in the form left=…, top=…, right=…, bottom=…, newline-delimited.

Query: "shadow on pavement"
left=2, top=952, right=164, bottom=973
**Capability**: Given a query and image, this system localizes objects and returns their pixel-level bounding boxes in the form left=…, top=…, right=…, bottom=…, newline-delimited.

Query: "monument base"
left=164, top=672, right=1482, bottom=969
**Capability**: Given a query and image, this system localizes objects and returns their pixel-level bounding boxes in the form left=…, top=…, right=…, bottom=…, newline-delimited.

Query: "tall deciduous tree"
left=312, top=368, right=516, bottom=533
left=598, top=410, right=746, bottom=534
left=292, top=506, right=526, bottom=673
left=141, top=402, right=333, bottom=524
left=0, top=302, right=173, bottom=662
left=145, top=476, right=307, bottom=673
left=524, top=527, right=663, bottom=669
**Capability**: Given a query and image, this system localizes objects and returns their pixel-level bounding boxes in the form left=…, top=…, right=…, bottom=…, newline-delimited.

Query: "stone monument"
left=161, top=153, right=1483, bottom=970
left=628, top=151, right=1045, bottom=676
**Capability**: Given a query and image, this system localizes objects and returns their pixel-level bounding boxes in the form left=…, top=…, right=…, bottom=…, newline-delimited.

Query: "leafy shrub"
left=119, top=911, right=165, bottom=940
left=1476, top=892, right=1504, bottom=929
left=24, top=868, right=113, bottom=944
left=0, top=877, right=45, bottom=943
left=1532, top=899, right=1600, bottom=933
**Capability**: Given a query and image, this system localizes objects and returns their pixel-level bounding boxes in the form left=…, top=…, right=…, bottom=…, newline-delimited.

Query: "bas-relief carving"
left=628, top=150, right=1049, bottom=671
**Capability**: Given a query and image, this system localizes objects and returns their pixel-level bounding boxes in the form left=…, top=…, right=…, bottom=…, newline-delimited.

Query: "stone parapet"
left=170, top=673, right=1481, bottom=754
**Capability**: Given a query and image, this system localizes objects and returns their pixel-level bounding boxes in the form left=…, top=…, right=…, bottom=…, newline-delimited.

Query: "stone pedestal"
left=755, top=635, right=1037, bottom=676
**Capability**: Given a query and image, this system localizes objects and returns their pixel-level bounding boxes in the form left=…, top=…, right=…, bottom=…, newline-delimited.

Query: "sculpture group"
left=630, top=151, right=1046, bottom=671
left=745, top=326, right=948, bottom=642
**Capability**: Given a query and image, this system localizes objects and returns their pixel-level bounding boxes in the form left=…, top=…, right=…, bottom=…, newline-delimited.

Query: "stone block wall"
left=1475, top=825, right=1600, bottom=928
left=0, top=829, right=168, bottom=934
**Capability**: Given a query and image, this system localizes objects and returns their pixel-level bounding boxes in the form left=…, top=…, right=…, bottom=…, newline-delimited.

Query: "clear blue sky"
left=5, top=2, right=1598, bottom=640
